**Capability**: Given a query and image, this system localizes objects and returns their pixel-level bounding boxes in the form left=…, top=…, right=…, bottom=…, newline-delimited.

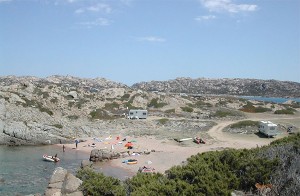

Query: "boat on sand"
left=122, top=159, right=138, bottom=165
left=43, top=154, right=60, bottom=162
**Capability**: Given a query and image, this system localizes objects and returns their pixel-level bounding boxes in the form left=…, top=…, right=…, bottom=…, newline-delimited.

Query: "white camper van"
left=258, top=121, right=279, bottom=137
left=128, top=110, right=148, bottom=119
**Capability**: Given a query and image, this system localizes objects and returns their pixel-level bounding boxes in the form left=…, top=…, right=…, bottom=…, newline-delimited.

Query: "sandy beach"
left=56, top=116, right=295, bottom=176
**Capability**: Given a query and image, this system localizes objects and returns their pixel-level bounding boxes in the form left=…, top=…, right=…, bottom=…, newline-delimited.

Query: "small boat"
left=122, top=159, right=138, bottom=165
left=43, top=154, right=60, bottom=162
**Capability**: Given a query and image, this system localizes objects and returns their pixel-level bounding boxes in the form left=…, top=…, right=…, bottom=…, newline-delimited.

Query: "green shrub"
left=254, top=106, right=271, bottom=113
left=212, top=109, right=239, bottom=118
left=230, top=120, right=259, bottom=129
left=104, top=102, right=120, bottom=110
left=77, top=168, right=126, bottom=196
left=165, top=109, right=175, bottom=113
left=148, top=98, right=167, bottom=108
left=158, top=118, right=169, bottom=124
left=274, top=109, right=294, bottom=115
left=89, top=109, right=112, bottom=120
left=180, top=106, right=193, bottom=112
left=240, top=102, right=271, bottom=113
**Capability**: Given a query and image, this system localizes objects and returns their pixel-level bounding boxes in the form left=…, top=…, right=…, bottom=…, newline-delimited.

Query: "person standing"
left=75, top=139, right=79, bottom=148
left=63, top=145, right=65, bottom=152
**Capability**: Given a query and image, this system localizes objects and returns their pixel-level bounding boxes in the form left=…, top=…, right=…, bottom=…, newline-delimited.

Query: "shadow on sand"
left=254, top=132, right=276, bottom=139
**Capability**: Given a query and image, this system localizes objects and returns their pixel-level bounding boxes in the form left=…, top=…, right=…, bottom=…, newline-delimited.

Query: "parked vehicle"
left=128, top=110, right=148, bottom=119
left=258, top=121, right=279, bottom=137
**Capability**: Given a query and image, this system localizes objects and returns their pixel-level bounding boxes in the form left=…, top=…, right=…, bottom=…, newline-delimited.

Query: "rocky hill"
left=132, top=77, right=300, bottom=97
left=0, top=75, right=299, bottom=146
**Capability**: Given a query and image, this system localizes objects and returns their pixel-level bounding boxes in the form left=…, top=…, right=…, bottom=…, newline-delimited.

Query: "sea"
left=0, top=145, right=133, bottom=196
left=239, top=96, right=300, bottom=103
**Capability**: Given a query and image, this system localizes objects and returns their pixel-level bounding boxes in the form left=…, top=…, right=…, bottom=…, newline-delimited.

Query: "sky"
left=0, top=0, right=299, bottom=85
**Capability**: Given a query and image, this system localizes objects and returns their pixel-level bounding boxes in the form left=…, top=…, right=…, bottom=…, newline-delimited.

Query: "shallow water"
left=0, top=145, right=89, bottom=195
left=0, top=145, right=134, bottom=196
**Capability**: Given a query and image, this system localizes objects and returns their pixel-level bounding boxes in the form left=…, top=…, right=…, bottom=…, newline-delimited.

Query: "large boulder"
left=89, top=149, right=120, bottom=162
left=45, top=167, right=83, bottom=196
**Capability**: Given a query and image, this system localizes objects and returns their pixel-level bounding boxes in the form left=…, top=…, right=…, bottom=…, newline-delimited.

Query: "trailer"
left=128, top=110, right=148, bottom=119
left=258, top=121, right=279, bottom=137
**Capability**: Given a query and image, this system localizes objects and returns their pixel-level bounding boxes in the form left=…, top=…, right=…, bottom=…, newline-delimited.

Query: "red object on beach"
left=116, top=136, right=120, bottom=140
left=125, top=142, right=133, bottom=147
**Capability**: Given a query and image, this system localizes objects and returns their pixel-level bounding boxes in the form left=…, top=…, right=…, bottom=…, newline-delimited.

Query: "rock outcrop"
left=89, top=149, right=121, bottom=162
left=0, top=75, right=298, bottom=146
left=132, top=77, right=300, bottom=97
left=45, top=167, right=83, bottom=196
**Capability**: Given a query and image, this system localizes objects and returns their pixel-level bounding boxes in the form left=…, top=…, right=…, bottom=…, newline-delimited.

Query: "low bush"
left=240, top=102, right=271, bottom=113
left=77, top=168, right=125, bottom=196
left=230, top=120, right=259, bottom=129
left=148, top=98, right=167, bottom=108
left=89, top=109, right=112, bottom=120
left=180, top=106, right=193, bottom=112
left=104, top=102, right=119, bottom=110
left=212, top=109, right=240, bottom=118
left=274, top=109, right=294, bottom=115
left=158, top=118, right=169, bottom=124
left=165, top=109, right=175, bottom=113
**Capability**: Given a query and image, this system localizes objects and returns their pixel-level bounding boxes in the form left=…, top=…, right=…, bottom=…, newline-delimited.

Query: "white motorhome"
left=128, top=110, right=148, bottom=119
left=258, top=121, right=279, bottom=137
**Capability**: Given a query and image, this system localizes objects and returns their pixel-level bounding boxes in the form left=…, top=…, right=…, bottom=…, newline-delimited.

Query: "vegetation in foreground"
left=76, top=133, right=300, bottom=196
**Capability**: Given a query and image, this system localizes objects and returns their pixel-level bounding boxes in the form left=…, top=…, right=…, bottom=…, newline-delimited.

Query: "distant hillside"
left=132, top=77, right=300, bottom=97
left=0, top=75, right=128, bottom=91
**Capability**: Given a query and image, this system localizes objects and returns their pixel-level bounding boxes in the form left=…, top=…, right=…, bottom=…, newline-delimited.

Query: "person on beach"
left=75, top=139, right=79, bottom=148
left=63, top=145, right=65, bottom=152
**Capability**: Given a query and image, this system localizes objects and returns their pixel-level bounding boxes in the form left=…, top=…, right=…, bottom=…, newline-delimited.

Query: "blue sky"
left=0, top=0, right=299, bottom=85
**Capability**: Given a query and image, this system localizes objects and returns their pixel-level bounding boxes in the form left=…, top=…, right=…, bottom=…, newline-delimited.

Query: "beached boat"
left=43, top=154, right=60, bottom=162
left=122, top=159, right=138, bottom=165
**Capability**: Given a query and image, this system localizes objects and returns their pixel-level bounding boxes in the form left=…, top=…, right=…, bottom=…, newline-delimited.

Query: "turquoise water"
left=0, top=145, right=134, bottom=196
left=240, top=96, right=300, bottom=103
